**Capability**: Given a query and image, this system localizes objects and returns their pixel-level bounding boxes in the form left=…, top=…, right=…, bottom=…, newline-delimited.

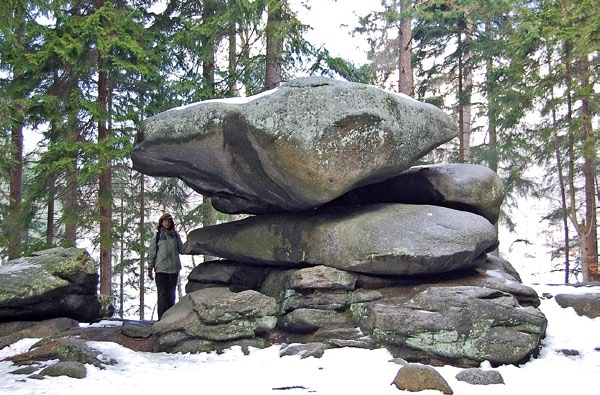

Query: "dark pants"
left=155, top=272, right=179, bottom=320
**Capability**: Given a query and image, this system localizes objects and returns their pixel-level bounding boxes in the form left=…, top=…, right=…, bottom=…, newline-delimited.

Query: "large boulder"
left=0, top=247, right=102, bottom=323
left=327, top=163, right=505, bottom=224
left=153, top=287, right=277, bottom=353
left=176, top=256, right=547, bottom=366
left=554, top=293, right=600, bottom=318
left=353, top=285, right=547, bottom=366
left=0, top=318, right=78, bottom=349
left=132, top=76, right=456, bottom=214
left=185, top=204, right=498, bottom=276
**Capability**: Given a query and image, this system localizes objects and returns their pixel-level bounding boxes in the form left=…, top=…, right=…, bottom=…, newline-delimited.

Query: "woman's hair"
left=157, top=213, right=175, bottom=230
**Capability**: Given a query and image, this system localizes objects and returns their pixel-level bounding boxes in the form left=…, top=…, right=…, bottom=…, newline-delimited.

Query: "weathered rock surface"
left=354, top=285, right=547, bottom=366
left=4, top=337, right=113, bottom=368
left=0, top=317, right=78, bottom=349
left=185, top=260, right=273, bottom=293
left=554, top=292, right=600, bottom=318
left=132, top=76, right=457, bottom=214
left=129, top=75, right=541, bottom=368
left=393, top=364, right=453, bottom=394
left=455, top=368, right=505, bottom=385
left=176, top=256, right=548, bottom=367
left=185, top=204, right=498, bottom=276
left=39, top=361, right=87, bottom=379
left=0, top=247, right=102, bottom=323
left=153, top=287, right=277, bottom=353
left=326, top=163, right=504, bottom=223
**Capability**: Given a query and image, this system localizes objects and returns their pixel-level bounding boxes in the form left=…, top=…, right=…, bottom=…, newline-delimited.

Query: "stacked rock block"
left=133, top=77, right=547, bottom=367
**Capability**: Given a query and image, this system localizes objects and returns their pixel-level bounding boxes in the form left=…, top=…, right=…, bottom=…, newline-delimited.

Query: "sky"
left=290, top=0, right=382, bottom=65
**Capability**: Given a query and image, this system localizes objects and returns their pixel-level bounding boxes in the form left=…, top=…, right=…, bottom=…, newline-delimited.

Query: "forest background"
left=1, top=0, right=598, bottom=320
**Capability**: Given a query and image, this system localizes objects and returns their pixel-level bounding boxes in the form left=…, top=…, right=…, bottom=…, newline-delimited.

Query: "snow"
left=167, top=87, right=279, bottom=112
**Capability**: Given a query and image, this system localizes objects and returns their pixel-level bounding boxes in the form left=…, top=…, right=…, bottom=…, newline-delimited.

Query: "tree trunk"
left=63, top=103, right=79, bottom=247
left=119, top=192, right=125, bottom=318
left=397, top=0, right=413, bottom=96
left=485, top=56, right=499, bottom=255
left=546, top=45, right=571, bottom=283
left=139, top=162, right=146, bottom=319
left=458, top=23, right=474, bottom=164
left=227, top=0, right=238, bottom=97
left=96, top=0, right=112, bottom=296
left=578, top=55, right=598, bottom=282
left=265, top=0, right=283, bottom=90
left=8, top=3, right=25, bottom=259
left=553, top=129, right=571, bottom=283
left=202, top=0, right=216, bottom=99
left=46, top=174, right=56, bottom=247
left=8, top=123, right=23, bottom=259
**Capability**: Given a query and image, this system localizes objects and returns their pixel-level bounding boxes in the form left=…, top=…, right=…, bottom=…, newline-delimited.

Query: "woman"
left=147, top=213, right=184, bottom=320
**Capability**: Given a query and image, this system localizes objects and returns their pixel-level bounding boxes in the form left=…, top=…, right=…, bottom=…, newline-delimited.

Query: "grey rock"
left=132, top=77, right=456, bottom=214
left=279, top=290, right=352, bottom=313
left=313, top=327, right=373, bottom=349
left=180, top=253, right=544, bottom=366
left=170, top=337, right=270, bottom=355
left=288, top=265, right=357, bottom=290
left=121, top=321, right=154, bottom=338
left=9, top=365, right=43, bottom=375
left=185, top=260, right=272, bottom=293
left=393, top=364, right=453, bottom=394
left=278, top=308, right=355, bottom=334
left=556, top=349, right=580, bottom=357
left=0, top=247, right=101, bottom=323
left=328, top=163, right=504, bottom=223
left=185, top=204, right=498, bottom=276
left=189, top=287, right=277, bottom=324
left=39, top=361, right=86, bottom=379
left=279, top=342, right=329, bottom=359
left=555, top=293, right=600, bottom=318
left=481, top=254, right=522, bottom=282
left=0, top=318, right=78, bottom=350
left=260, top=266, right=358, bottom=310
left=152, top=288, right=277, bottom=352
left=353, top=285, right=547, bottom=366
left=455, top=368, right=505, bottom=385
left=51, top=337, right=112, bottom=367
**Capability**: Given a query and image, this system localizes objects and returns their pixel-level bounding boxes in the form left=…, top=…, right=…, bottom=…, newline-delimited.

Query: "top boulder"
left=132, top=77, right=456, bottom=214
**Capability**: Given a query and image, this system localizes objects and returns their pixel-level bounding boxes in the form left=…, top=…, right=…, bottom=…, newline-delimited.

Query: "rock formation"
left=554, top=292, right=600, bottom=318
left=132, top=76, right=456, bottom=214
left=131, top=76, right=547, bottom=367
left=0, top=247, right=102, bottom=323
left=184, top=203, right=498, bottom=275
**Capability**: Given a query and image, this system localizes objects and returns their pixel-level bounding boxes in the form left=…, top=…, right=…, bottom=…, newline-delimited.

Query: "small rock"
left=557, top=349, right=580, bottom=357
left=279, top=342, right=329, bottom=359
left=39, top=361, right=86, bottom=379
left=121, top=321, right=154, bottom=338
left=455, top=368, right=505, bottom=385
left=392, top=364, right=453, bottom=394
left=554, top=293, right=600, bottom=318
left=9, top=365, right=42, bottom=375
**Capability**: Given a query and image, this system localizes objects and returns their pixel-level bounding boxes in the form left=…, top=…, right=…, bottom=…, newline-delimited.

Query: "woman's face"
left=162, top=218, right=172, bottom=228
